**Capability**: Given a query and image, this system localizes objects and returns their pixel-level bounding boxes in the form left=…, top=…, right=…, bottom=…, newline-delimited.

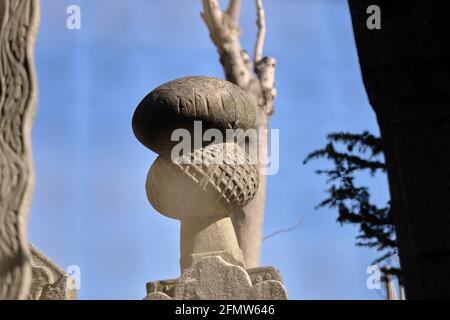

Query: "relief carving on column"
left=27, top=244, right=77, bottom=300
left=0, top=0, right=40, bottom=299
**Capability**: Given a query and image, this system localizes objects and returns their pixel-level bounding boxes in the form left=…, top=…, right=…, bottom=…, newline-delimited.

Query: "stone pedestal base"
left=144, top=256, right=288, bottom=300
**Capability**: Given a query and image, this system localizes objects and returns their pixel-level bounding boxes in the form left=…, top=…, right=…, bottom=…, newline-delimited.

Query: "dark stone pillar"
left=348, top=0, right=450, bottom=299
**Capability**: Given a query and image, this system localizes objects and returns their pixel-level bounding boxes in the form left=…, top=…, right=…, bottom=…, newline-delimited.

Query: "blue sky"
left=29, top=0, right=393, bottom=299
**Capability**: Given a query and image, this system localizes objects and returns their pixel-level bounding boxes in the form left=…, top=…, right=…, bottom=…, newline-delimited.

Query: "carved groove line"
left=0, top=0, right=39, bottom=299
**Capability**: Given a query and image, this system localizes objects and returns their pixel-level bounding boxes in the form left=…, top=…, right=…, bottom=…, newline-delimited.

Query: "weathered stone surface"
left=132, top=76, right=256, bottom=154
left=0, top=0, right=40, bottom=300
left=146, top=143, right=259, bottom=220
left=27, top=244, right=76, bottom=300
left=144, top=292, right=171, bottom=300
left=250, top=280, right=287, bottom=300
left=146, top=142, right=258, bottom=271
left=174, top=256, right=252, bottom=300
left=246, top=266, right=284, bottom=284
left=146, top=278, right=177, bottom=298
left=180, top=217, right=244, bottom=271
left=144, top=256, right=288, bottom=300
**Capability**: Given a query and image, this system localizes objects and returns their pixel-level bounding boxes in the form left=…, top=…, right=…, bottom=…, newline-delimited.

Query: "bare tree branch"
left=263, top=218, right=303, bottom=241
left=253, top=0, right=276, bottom=116
left=254, top=56, right=276, bottom=116
left=254, top=0, right=266, bottom=64
left=226, top=0, right=241, bottom=23
left=201, top=0, right=278, bottom=267
left=201, top=0, right=223, bottom=46
left=201, top=0, right=253, bottom=88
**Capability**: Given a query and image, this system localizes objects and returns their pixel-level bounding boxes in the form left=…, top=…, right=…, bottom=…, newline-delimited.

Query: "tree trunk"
left=201, top=0, right=276, bottom=267
left=348, top=0, right=450, bottom=299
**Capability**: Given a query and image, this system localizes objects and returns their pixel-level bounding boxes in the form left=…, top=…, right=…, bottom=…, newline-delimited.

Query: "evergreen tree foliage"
left=304, top=131, right=400, bottom=277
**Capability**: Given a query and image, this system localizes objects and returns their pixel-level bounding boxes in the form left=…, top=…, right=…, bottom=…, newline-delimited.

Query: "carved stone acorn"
left=132, top=76, right=257, bottom=154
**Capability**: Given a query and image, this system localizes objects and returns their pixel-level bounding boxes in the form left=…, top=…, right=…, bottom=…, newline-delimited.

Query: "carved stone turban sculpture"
left=133, top=76, right=287, bottom=300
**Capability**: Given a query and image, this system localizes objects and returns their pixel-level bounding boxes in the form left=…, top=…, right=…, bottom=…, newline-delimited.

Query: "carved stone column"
left=133, top=76, right=287, bottom=300
left=0, top=1, right=75, bottom=300
left=0, top=0, right=40, bottom=300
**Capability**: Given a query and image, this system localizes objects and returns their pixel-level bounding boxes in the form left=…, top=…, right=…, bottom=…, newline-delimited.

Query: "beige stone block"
left=145, top=256, right=288, bottom=300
